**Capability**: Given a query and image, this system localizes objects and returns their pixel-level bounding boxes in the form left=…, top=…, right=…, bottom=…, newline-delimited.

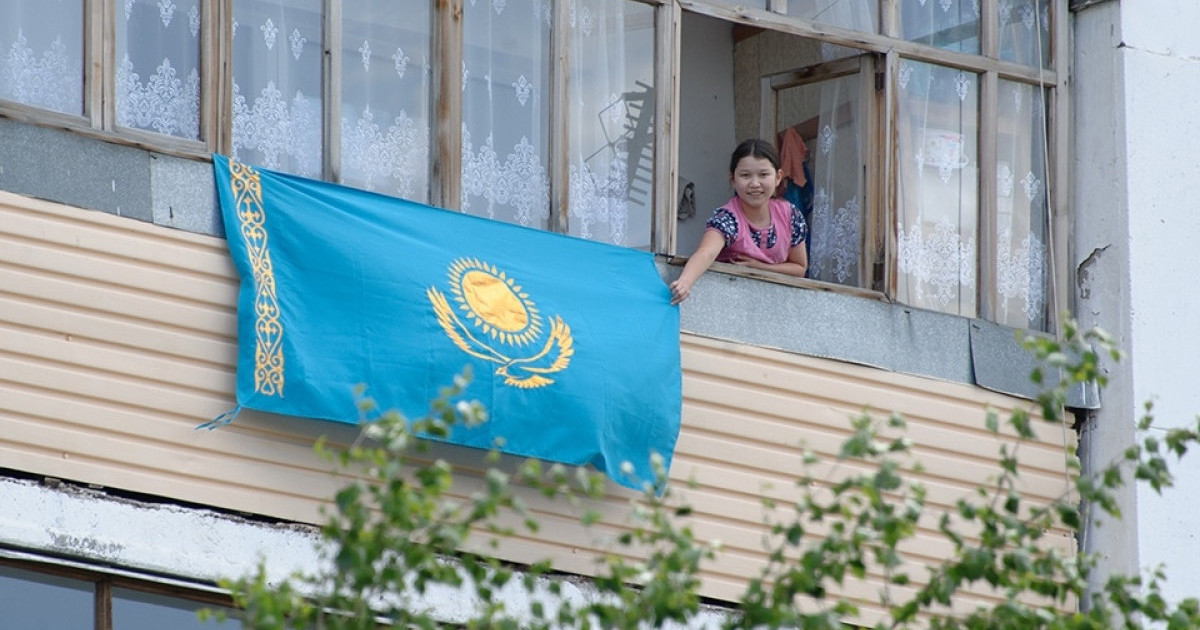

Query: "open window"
left=675, top=2, right=1054, bottom=332
left=675, top=11, right=881, bottom=293
left=763, top=55, right=879, bottom=290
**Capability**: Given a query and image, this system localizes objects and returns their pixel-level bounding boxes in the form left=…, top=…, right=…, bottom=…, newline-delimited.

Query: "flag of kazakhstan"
left=213, top=155, right=681, bottom=490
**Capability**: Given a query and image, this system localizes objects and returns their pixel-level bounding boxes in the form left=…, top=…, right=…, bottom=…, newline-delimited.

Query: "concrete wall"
left=1120, top=0, right=1200, bottom=603
left=1074, top=0, right=1200, bottom=602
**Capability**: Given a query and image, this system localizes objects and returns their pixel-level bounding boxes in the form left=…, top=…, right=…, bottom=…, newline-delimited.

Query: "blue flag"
left=212, top=155, right=681, bottom=490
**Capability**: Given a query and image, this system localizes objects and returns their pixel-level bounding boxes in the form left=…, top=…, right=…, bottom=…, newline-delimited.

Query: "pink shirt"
left=712, top=197, right=795, bottom=264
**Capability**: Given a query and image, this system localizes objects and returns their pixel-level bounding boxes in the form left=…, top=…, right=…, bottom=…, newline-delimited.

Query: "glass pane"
left=461, top=0, right=551, bottom=230
left=0, top=0, right=84, bottom=115
left=340, top=0, right=432, bottom=203
left=567, top=0, right=655, bottom=249
left=993, top=80, right=1049, bottom=330
left=116, top=0, right=202, bottom=140
left=0, top=565, right=94, bottom=629
left=232, top=0, right=323, bottom=177
left=899, top=0, right=980, bottom=54
left=999, top=0, right=1050, bottom=66
left=113, top=587, right=242, bottom=629
left=779, top=72, right=865, bottom=287
left=784, top=0, right=879, bottom=34
left=895, top=61, right=979, bottom=317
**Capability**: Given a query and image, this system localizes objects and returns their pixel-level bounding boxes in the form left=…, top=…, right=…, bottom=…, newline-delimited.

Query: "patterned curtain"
left=993, top=80, right=1049, bottom=330
left=231, top=0, right=323, bottom=177
left=806, top=73, right=865, bottom=287
left=116, top=0, right=202, bottom=140
left=895, top=60, right=979, bottom=317
left=339, top=1, right=432, bottom=203
left=900, top=0, right=980, bottom=54
left=998, top=0, right=1050, bottom=66
left=0, top=0, right=84, bottom=115
left=461, top=0, right=551, bottom=230
left=567, top=0, right=655, bottom=249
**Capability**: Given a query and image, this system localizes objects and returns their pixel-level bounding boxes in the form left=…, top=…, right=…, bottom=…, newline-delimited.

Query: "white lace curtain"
left=895, top=60, right=979, bottom=317
left=117, top=0, right=202, bottom=140
left=998, top=0, right=1050, bottom=66
left=895, top=61, right=1048, bottom=328
left=231, top=0, right=323, bottom=178
left=339, top=1, right=432, bottom=203
left=994, top=79, right=1049, bottom=330
left=900, top=0, right=980, bottom=53
left=0, top=1, right=84, bottom=115
left=807, top=73, right=864, bottom=286
left=461, top=0, right=653, bottom=247
left=461, top=0, right=551, bottom=230
left=231, top=1, right=432, bottom=200
left=566, top=1, right=655, bottom=249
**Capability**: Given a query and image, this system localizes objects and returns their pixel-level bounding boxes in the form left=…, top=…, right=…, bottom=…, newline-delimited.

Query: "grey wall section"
left=660, top=262, right=1089, bottom=405
left=0, top=115, right=1060, bottom=402
left=0, top=118, right=221, bottom=237
left=1070, top=0, right=1141, bottom=588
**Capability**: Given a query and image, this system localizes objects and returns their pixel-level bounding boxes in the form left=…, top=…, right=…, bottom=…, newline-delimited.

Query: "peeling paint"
left=1077, top=244, right=1110, bottom=300
left=48, top=532, right=126, bottom=559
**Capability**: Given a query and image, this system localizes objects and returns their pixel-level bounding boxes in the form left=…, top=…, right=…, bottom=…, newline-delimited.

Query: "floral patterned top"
left=706, top=202, right=808, bottom=250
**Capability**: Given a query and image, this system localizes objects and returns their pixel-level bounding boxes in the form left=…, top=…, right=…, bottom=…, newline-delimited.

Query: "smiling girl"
left=669, top=138, right=809, bottom=305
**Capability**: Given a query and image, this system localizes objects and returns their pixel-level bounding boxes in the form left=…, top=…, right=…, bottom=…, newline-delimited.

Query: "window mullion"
left=978, top=70, right=999, bottom=321
left=548, top=0, right=570, bottom=234
left=980, top=0, right=998, bottom=59
left=880, top=0, right=900, bottom=39
left=862, top=53, right=884, bottom=292
left=324, top=0, right=341, bottom=183
left=214, top=0, right=233, bottom=155
left=200, top=0, right=220, bottom=150
left=95, top=578, right=112, bottom=630
left=655, top=1, right=679, bottom=255
left=1050, top=0, right=1068, bottom=332
left=432, top=0, right=462, bottom=210
left=87, top=0, right=110, bottom=131
left=882, top=49, right=899, bottom=299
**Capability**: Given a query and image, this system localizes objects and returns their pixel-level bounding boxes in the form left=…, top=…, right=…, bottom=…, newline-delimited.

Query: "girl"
left=670, top=138, right=809, bottom=305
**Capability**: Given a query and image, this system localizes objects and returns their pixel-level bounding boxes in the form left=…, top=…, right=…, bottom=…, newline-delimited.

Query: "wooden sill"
left=660, top=254, right=891, bottom=303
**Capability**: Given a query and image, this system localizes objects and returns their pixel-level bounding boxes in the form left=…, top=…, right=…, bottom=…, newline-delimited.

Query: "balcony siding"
left=0, top=191, right=1075, bottom=618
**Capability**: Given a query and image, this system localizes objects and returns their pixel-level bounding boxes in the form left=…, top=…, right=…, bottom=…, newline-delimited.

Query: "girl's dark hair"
left=728, top=138, right=781, bottom=173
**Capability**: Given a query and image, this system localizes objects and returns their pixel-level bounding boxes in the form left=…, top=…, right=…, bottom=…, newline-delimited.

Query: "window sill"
left=661, top=254, right=890, bottom=303
left=0, top=104, right=212, bottom=162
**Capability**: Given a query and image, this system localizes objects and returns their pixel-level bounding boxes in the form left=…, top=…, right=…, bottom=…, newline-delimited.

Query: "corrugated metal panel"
left=0, top=192, right=1076, bottom=618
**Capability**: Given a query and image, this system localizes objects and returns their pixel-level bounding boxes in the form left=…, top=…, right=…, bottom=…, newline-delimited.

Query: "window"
left=0, top=560, right=241, bottom=629
left=0, top=0, right=1059, bottom=331
left=677, top=0, right=1059, bottom=331
left=0, top=1, right=85, bottom=116
left=0, top=0, right=656, bottom=248
left=117, top=0, right=203, bottom=140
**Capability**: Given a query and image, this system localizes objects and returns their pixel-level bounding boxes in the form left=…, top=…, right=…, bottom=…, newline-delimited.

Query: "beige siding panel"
left=0, top=191, right=1075, bottom=615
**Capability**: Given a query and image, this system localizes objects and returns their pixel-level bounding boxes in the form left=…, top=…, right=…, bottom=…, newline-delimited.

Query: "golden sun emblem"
left=427, top=258, right=574, bottom=389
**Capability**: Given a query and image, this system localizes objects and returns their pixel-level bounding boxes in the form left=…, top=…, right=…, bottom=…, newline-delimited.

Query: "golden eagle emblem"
left=427, top=258, right=574, bottom=389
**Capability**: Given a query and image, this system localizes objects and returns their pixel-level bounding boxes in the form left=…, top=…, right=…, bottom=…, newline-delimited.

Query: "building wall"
left=1073, top=0, right=1200, bottom=603
left=0, top=190, right=1075, bottom=618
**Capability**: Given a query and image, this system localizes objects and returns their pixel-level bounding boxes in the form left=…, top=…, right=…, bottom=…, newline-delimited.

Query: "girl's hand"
left=669, top=278, right=692, bottom=305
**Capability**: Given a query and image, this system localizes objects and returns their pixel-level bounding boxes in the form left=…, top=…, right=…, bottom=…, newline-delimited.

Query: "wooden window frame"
left=0, top=556, right=238, bottom=630
left=677, top=0, right=1067, bottom=332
